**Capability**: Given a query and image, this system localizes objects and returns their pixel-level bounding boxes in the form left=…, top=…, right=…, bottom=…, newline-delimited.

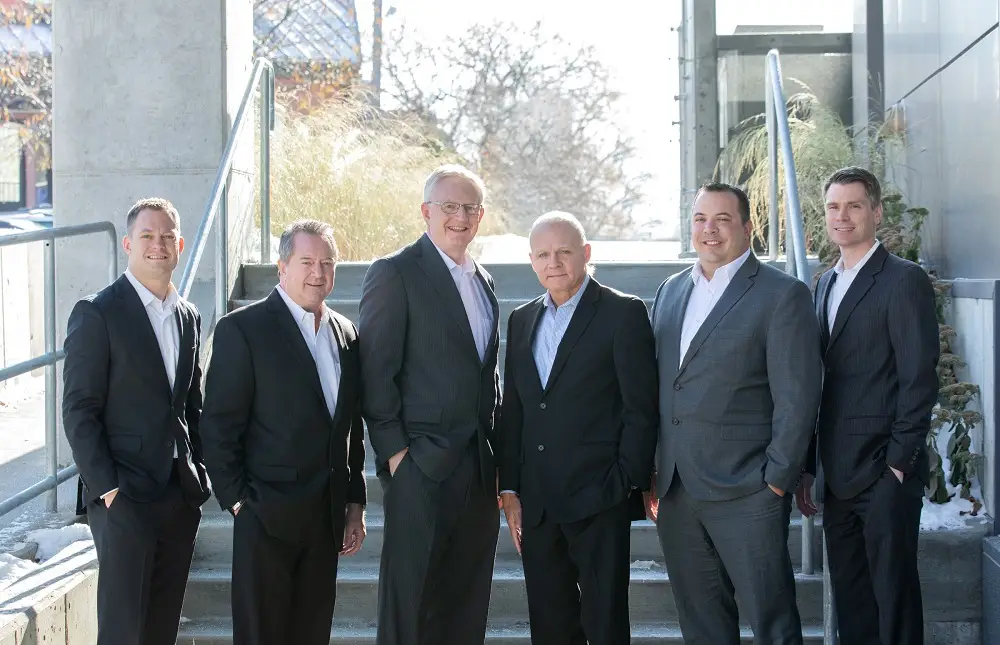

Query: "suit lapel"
left=415, top=234, right=478, bottom=357
left=116, top=277, right=171, bottom=395
left=327, top=314, right=349, bottom=429
left=171, top=303, right=194, bottom=407
left=679, top=256, right=759, bottom=372
left=827, top=245, right=887, bottom=351
left=266, top=290, right=328, bottom=412
left=522, top=298, right=547, bottom=394
left=543, top=279, right=600, bottom=394
left=660, top=274, right=694, bottom=374
left=474, top=262, right=500, bottom=365
left=815, top=270, right=835, bottom=350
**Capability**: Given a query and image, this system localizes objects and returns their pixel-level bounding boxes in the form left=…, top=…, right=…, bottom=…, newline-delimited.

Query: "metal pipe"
left=44, top=240, right=57, bottom=512
left=179, top=58, right=273, bottom=299
left=823, top=531, right=837, bottom=644
left=765, top=62, right=779, bottom=260
left=217, top=183, right=229, bottom=317
left=260, top=64, right=272, bottom=264
left=0, top=465, right=78, bottom=518
left=0, top=221, right=117, bottom=248
left=0, top=350, right=64, bottom=382
left=767, top=50, right=810, bottom=283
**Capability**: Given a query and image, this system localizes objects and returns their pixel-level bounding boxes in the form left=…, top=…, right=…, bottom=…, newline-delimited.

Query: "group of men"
left=61, top=162, right=938, bottom=645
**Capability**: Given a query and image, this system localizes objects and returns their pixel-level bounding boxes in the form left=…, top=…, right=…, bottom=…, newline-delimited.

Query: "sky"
left=355, top=1, right=853, bottom=238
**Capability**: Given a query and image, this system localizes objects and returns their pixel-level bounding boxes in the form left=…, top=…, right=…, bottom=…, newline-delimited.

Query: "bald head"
left=528, top=211, right=592, bottom=305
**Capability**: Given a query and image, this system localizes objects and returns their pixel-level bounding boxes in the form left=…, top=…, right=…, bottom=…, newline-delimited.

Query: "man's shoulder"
left=72, top=278, right=121, bottom=317
left=220, top=296, right=270, bottom=328
left=511, top=294, right=545, bottom=320
left=595, top=281, right=646, bottom=311
left=330, top=309, right=358, bottom=341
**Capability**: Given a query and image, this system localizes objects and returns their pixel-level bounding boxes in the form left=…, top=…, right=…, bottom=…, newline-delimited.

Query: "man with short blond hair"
left=360, top=164, right=501, bottom=645
left=499, top=211, right=657, bottom=644
left=63, top=197, right=211, bottom=645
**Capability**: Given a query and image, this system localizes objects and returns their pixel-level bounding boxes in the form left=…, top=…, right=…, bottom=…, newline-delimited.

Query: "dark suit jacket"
left=199, top=289, right=366, bottom=546
left=807, top=244, right=940, bottom=500
left=498, top=278, right=658, bottom=527
left=650, top=254, right=824, bottom=501
left=358, top=233, right=501, bottom=487
left=62, top=274, right=211, bottom=512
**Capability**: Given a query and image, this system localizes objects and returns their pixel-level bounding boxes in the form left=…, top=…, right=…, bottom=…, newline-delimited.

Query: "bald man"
left=498, top=212, right=658, bottom=645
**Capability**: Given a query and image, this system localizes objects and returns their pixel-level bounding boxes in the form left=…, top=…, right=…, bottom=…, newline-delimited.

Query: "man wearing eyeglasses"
left=359, top=164, right=501, bottom=645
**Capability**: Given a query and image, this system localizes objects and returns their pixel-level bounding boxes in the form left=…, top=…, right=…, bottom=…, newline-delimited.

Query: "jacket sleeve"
left=615, top=298, right=659, bottom=491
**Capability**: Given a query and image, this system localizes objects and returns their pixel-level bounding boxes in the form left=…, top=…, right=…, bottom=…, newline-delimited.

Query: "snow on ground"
left=920, top=414, right=990, bottom=531
left=0, top=552, right=37, bottom=593
left=27, top=524, right=92, bottom=562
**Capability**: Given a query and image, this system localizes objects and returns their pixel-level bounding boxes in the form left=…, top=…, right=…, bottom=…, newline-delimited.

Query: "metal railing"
left=0, top=222, right=118, bottom=518
left=178, top=57, right=275, bottom=307
left=764, top=49, right=835, bottom=645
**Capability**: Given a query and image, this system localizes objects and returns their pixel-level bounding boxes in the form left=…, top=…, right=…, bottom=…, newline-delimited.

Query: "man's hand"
left=643, top=472, right=658, bottom=522
left=388, top=448, right=408, bottom=476
left=795, top=473, right=818, bottom=517
left=769, top=484, right=785, bottom=497
left=500, top=492, right=523, bottom=555
left=341, top=503, right=366, bottom=556
left=496, top=471, right=502, bottom=509
left=103, top=489, right=118, bottom=509
left=890, top=466, right=904, bottom=483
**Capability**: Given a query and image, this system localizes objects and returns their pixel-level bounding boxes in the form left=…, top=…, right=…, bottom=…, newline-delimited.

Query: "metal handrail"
left=177, top=57, right=275, bottom=313
left=764, top=49, right=835, bottom=644
left=0, top=221, right=119, bottom=518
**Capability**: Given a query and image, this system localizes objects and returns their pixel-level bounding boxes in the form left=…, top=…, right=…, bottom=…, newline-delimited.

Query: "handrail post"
left=260, top=64, right=272, bottom=264
left=765, top=63, right=779, bottom=260
left=43, top=239, right=57, bottom=512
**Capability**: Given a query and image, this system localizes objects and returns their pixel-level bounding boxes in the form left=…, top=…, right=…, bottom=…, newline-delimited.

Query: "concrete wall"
left=881, top=0, right=1000, bottom=279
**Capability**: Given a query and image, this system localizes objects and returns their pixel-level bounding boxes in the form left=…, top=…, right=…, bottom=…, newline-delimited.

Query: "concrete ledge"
left=950, top=279, right=998, bottom=300
left=0, top=540, right=98, bottom=645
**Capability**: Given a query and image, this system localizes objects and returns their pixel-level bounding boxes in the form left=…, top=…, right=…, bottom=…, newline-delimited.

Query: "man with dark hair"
left=201, top=219, right=367, bottom=645
left=797, top=166, right=939, bottom=645
left=63, top=197, right=211, bottom=645
left=647, top=181, right=823, bottom=644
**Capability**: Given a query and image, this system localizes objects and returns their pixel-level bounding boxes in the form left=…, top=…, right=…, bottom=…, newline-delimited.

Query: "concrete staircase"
left=176, top=260, right=834, bottom=643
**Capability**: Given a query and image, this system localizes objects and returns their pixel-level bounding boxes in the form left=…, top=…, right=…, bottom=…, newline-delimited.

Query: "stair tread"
left=177, top=617, right=827, bottom=638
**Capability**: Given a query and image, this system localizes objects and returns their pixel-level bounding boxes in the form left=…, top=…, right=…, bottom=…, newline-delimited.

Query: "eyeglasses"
left=425, top=201, right=483, bottom=216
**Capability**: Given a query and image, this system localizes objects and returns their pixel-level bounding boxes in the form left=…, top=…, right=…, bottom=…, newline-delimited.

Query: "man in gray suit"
left=646, top=182, right=823, bottom=645
left=359, top=164, right=501, bottom=645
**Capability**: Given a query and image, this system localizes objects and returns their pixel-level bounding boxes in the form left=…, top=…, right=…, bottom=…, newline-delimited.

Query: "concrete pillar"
left=851, top=0, right=885, bottom=156
left=678, top=0, right=719, bottom=255
left=52, top=1, right=253, bottom=469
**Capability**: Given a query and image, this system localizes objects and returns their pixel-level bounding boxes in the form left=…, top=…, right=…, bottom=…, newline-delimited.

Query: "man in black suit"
left=797, top=167, right=939, bottom=645
left=62, top=197, right=211, bottom=645
left=498, top=211, right=658, bottom=645
left=200, top=219, right=367, bottom=645
left=359, top=164, right=501, bottom=645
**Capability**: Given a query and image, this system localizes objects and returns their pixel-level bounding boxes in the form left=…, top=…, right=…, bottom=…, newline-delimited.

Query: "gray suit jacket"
left=650, top=253, right=823, bottom=501
left=358, top=233, right=501, bottom=487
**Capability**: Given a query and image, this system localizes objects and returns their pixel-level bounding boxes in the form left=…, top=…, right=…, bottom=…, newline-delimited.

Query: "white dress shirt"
left=431, top=241, right=494, bottom=361
left=679, top=247, right=753, bottom=366
left=533, top=274, right=590, bottom=388
left=105, top=270, right=182, bottom=497
left=827, top=240, right=881, bottom=333
left=276, top=285, right=341, bottom=417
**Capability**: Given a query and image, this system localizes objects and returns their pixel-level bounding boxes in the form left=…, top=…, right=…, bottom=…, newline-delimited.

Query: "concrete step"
left=179, top=562, right=828, bottom=625
left=237, top=261, right=694, bottom=302
left=190, top=509, right=823, bottom=571
left=176, top=618, right=827, bottom=643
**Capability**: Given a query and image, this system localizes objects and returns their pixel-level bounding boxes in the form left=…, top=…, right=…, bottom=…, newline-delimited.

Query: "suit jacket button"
left=673, top=384, right=681, bottom=391
left=537, top=444, right=545, bottom=451
left=672, top=418, right=680, bottom=425
left=539, top=403, right=546, bottom=410
left=165, top=440, right=173, bottom=448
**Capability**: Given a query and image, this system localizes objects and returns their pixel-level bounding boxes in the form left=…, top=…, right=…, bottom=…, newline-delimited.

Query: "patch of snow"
left=0, top=374, right=44, bottom=409
left=0, top=552, right=37, bottom=592
left=920, top=414, right=989, bottom=531
left=630, top=560, right=659, bottom=570
left=27, top=524, right=92, bottom=562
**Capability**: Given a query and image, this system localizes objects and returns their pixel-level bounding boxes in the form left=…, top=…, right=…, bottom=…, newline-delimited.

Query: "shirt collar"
left=125, top=268, right=178, bottom=312
left=276, top=284, right=328, bottom=327
left=692, top=246, right=752, bottom=286
left=543, top=273, right=591, bottom=311
left=834, top=240, right=881, bottom=275
left=430, top=238, right=476, bottom=276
